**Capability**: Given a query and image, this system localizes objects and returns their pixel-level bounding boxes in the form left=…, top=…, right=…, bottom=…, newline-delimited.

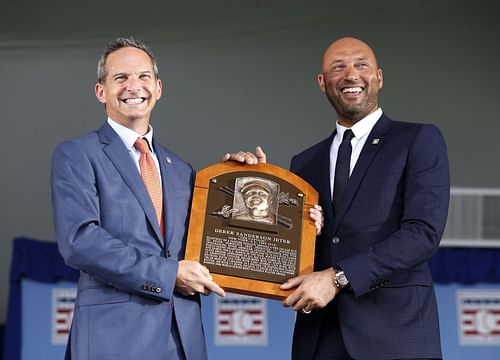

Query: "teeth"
left=124, top=98, right=144, bottom=104
left=342, top=87, right=363, bottom=94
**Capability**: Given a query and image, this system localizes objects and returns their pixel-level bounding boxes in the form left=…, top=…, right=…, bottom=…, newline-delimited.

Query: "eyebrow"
left=111, top=70, right=153, bottom=78
left=331, top=56, right=370, bottom=63
left=354, top=56, right=370, bottom=62
left=111, top=71, right=128, bottom=77
left=328, top=56, right=372, bottom=68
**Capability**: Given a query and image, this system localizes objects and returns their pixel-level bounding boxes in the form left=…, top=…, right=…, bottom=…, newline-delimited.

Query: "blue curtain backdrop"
left=3, top=238, right=79, bottom=360
left=429, top=247, right=500, bottom=284
left=4, top=237, right=500, bottom=360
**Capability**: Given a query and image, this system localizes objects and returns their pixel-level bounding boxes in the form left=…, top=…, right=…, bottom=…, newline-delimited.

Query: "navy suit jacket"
left=51, top=123, right=206, bottom=360
left=289, top=114, right=450, bottom=359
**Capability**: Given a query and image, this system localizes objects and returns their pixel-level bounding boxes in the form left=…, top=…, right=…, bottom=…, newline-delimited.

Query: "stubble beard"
left=327, top=83, right=379, bottom=122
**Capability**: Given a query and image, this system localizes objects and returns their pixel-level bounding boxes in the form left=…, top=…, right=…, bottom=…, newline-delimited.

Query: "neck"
left=337, top=106, right=379, bottom=128
left=112, top=117, right=150, bottom=135
left=337, top=118, right=358, bottom=128
left=250, top=209, right=269, bottom=218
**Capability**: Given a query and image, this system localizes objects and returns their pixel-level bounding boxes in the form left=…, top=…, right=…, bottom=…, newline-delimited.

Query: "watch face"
left=336, top=272, right=349, bottom=286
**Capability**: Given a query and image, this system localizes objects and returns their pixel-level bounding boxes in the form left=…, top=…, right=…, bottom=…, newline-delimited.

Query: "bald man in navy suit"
left=226, top=37, right=450, bottom=359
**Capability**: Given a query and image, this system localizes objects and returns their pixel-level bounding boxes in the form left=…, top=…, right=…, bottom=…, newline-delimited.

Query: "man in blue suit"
left=51, top=37, right=225, bottom=360
left=226, top=37, right=450, bottom=359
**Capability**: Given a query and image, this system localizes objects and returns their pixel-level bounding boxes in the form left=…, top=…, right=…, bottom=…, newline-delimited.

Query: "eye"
left=355, top=62, right=369, bottom=69
left=140, top=73, right=152, bottom=80
left=113, top=75, right=127, bottom=82
left=329, top=64, right=345, bottom=73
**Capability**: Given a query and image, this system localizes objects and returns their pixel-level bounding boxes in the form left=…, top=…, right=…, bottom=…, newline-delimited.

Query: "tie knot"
left=342, top=129, right=354, bottom=142
left=134, top=138, right=151, bottom=154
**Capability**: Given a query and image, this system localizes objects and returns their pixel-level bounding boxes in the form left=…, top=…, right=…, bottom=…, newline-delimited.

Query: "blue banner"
left=5, top=238, right=500, bottom=359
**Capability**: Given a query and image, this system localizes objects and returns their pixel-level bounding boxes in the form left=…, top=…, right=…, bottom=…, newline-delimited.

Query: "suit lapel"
left=306, top=133, right=336, bottom=238
left=332, top=115, right=392, bottom=233
left=153, top=140, right=176, bottom=247
left=314, top=130, right=337, bottom=233
left=98, top=123, right=164, bottom=245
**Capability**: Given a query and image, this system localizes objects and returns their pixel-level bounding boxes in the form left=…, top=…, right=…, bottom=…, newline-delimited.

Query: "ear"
left=156, top=79, right=163, bottom=100
left=95, top=83, right=107, bottom=104
left=317, top=74, right=326, bottom=93
left=377, top=68, right=384, bottom=90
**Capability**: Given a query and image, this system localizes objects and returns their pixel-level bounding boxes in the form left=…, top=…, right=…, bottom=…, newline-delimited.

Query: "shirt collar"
left=107, top=117, right=154, bottom=152
left=335, top=108, right=383, bottom=140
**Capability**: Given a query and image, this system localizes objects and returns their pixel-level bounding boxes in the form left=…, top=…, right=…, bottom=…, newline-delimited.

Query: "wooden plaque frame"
left=185, top=162, right=318, bottom=300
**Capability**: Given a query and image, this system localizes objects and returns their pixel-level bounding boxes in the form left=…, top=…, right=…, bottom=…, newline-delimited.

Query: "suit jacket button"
left=332, top=237, right=340, bottom=244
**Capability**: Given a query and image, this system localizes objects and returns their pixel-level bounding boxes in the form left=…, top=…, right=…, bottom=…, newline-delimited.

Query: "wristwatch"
left=334, top=268, right=350, bottom=289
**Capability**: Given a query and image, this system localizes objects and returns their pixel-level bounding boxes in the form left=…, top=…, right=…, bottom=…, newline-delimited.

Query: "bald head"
left=322, top=37, right=379, bottom=74
left=318, top=36, right=383, bottom=126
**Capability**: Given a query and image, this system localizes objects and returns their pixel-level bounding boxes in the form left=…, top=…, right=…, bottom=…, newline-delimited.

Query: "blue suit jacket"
left=51, top=123, right=206, bottom=360
left=289, top=114, right=450, bottom=359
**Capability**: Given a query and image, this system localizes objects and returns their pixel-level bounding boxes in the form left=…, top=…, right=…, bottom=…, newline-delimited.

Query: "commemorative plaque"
left=185, top=162, right=318, bottom=300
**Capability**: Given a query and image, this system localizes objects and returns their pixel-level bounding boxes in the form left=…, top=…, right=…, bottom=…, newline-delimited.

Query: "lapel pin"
left=372, top=138, right=380, bottom=145
left=165, top=156, right=172, bottom=164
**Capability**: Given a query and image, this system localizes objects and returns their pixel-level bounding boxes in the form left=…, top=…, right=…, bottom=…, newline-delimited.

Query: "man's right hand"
left=175, top=260, right=225, bottom=297
left=222, top=146, right=267, bottom=164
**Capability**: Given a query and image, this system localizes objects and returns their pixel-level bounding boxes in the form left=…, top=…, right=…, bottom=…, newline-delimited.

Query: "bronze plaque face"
left=185, top=162, right=318, bottom=300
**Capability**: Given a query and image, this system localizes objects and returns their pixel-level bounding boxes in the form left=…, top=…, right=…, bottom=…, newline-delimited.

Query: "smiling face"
left=318, top=37, right=383, bottom=126
left=244, top=188, right=270, bottom=211
left=95, top=47, right=162, bottom=133
left=242, top=183, right=272, bottom=217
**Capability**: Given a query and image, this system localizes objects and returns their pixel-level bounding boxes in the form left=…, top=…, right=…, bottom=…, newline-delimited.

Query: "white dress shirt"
left=107, top=118, right=163, bottom=186
left=329, top=108, right=383, bottom=201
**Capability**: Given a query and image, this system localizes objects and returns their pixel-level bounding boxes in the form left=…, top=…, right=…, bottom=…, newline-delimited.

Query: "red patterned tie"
left=134, top=138, right=164, bottom=236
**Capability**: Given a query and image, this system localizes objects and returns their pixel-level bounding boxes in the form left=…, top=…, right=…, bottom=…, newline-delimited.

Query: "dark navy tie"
left=333, top=129, right=354, bottom=216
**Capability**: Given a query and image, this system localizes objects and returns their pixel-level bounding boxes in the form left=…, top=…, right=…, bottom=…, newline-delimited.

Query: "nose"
left=344, top=65, right=359, bottom=82
left=125, top=76, right=142, bottom=92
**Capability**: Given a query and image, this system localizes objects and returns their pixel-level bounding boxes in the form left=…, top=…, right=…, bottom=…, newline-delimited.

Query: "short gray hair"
left=97, top=37, right=160, bottom=83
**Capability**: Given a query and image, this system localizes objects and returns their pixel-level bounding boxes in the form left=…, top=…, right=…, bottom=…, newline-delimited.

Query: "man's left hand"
left=222, top=146, right=267, bottom=164
left=309, top=204, right=324, bottom=236
left=280, top=267, right=340, bottom=313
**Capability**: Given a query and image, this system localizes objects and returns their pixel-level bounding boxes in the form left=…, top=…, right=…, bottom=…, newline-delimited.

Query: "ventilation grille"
left=441, top=188, right=500, bottom=247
